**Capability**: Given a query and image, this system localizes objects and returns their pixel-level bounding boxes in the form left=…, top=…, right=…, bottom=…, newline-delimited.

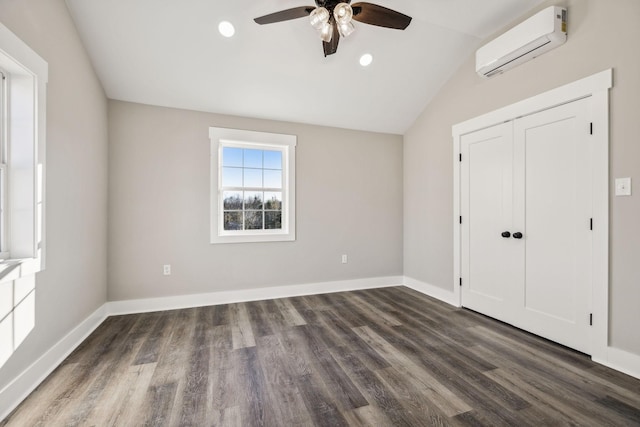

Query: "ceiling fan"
left=254, top=1, right=412, bottom=57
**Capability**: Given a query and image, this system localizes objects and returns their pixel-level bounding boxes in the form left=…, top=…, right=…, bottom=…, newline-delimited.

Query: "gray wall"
left=108, top=101, right=403, bottom=301
left=404, top=0, right=640, bottom=355
left=0, top=0, right=108, bottom=389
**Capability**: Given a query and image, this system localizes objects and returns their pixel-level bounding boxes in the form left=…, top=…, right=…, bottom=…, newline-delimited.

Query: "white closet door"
left=513, top=98, right=592, bottom=354
left=461, top=97, right=592, bottom=354
left=461, top=122, right=520, bottom=325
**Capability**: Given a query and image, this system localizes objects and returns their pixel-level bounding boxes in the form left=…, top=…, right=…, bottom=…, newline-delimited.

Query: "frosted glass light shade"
left=310, top=7, right=330, bottom=29
left=338, top=21, right=355, bottom=37
left=333, top=3, right=353, bottom=24
left=319, top=22, right=333, bottom=42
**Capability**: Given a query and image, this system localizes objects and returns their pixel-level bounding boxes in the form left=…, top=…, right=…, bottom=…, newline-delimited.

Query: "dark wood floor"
left=2, top=286, right=640, bottom=426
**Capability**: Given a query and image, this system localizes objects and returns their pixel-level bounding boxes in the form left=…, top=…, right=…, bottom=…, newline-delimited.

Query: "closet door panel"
left=461, top=98, right=592, bottom=354
left=514, top=98, right=592, bottom=353
left=461, top=122, right=519, bottom=323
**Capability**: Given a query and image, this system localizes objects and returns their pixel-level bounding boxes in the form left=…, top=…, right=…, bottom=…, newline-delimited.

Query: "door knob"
left=513, top=232, right=523, bottom=239
left=501, top=231, right=511, bottom=238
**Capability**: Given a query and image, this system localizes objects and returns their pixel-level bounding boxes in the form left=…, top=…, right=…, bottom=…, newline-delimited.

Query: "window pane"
left=222, top=167, right=242, bottom=187
left=223, top=191, right=243, bottom=210
left=245, top=211, right=263, bottom=230
left=244, top=191, right=263, bottom=210
left=264, top=170, right=282, bottom=189
left=222, top=147, right=242, bottom=167
left=264, top=150, right=282, bottom=170
left=244, top=168, right=262, bottom=187
left=223, top=212, right=243, bottom=230
left=243, top=149, right=262, bottom=168
left=265, top=211, right=282, bottom=229
left=264, top=192, right=282, bottom=211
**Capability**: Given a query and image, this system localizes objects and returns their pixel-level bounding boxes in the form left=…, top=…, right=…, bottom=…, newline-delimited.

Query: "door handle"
left=513, top=232, right=523, bottom=239
left=501, top=231, right=511, bottom=238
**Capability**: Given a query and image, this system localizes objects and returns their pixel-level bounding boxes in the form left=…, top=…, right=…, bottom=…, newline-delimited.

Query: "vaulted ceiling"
left=65, top=0, right=543, bottom=134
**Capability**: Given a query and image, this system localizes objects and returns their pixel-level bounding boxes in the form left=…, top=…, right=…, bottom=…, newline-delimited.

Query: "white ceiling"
left=65, top=0, right=543, bottom=134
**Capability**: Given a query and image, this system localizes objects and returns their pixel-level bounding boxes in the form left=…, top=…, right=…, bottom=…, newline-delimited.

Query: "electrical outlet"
left=341, top=254, right=348, bottom=264
left=163, top=264, right=171, bottom=275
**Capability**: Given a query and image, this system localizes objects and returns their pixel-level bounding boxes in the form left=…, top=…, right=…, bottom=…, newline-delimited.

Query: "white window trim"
left=0, top=69, right=7, bottom=258
left=209, top=127, right=296, bottom=244
left=0, top=22, right=48, bottom=270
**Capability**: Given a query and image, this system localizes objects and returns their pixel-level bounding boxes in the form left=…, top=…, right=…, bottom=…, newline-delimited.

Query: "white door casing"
left=453, top=69, right=611, bottom=361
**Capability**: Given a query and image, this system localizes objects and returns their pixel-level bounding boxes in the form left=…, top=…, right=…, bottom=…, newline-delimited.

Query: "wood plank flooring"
left=2, top=286, right=640, bottom=426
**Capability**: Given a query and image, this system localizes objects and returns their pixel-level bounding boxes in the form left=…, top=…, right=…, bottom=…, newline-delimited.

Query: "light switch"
left=615, top=177, right=632, bottom=196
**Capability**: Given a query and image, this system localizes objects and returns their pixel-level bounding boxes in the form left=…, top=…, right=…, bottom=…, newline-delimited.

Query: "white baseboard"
left=593, top=346, right=640, bottom=380
left=402, top=276, right=460, bottom=307
left=107, top=276, right=403, bottom=315
left=0, top=304, right=108, bottom=421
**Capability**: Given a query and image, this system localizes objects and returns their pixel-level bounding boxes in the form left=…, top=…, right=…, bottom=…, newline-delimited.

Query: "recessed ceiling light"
left=218, top=21, right=235, bottom=38
left=359, top=53, right=373, bottom=67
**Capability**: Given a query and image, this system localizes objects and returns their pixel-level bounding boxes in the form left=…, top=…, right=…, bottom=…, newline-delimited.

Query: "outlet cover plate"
left=615, top=177, right=632, bottom=196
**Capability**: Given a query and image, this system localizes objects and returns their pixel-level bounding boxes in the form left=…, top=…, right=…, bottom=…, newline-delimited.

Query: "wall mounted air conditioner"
left=476, top=6, right=567, bottom=78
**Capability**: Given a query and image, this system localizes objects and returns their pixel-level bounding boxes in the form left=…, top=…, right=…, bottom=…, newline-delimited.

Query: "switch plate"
left=615, top=177, right=632, bottom=196
left=341, top=254, right=348, bottom=264
left=163, top=264, right=171, bottom=275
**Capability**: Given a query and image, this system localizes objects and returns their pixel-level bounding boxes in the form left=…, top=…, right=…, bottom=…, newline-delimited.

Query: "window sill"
left=211, top=232, right=295, bottom=245
left=0, top=258, right=41, bottom=283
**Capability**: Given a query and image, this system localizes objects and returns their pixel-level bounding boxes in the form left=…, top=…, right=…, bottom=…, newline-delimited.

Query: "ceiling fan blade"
left=351, top=2, right=412, bottom=30
left=322, top=23, right=340, bottom=56
left=254, top=6, right=315, bottom=25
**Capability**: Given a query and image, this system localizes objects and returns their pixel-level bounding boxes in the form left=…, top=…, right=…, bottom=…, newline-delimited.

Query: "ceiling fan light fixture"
left=319, top=21, right=333, bottom=42
left=254, top=2, right=412, bottom=57
left=333, top=3, right=353, bottom=25
left=338, top=21, right=355, bottom=38
left=309, top=7, right=330, bottom=29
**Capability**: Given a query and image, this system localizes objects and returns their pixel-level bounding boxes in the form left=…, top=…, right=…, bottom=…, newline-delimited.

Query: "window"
left=0, top=21, right=47, bottom=369
left=210, top=127, right=296, bottom=244
left=0, top=22, right=48, bottom=265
